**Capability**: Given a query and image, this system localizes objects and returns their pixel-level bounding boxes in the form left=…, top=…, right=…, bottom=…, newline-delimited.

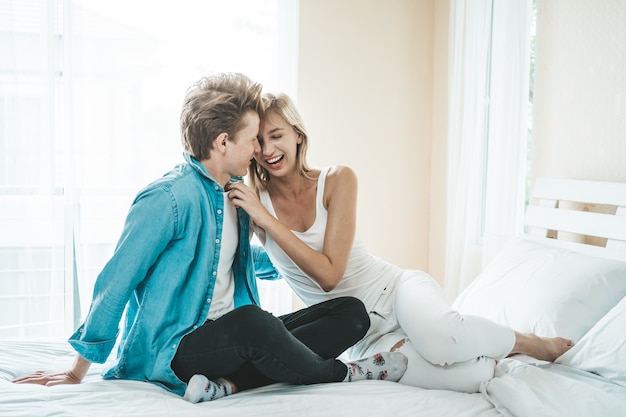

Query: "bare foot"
left=511, top=333, right=574, bottom=361
left=390, top=338, right=407, bottom=352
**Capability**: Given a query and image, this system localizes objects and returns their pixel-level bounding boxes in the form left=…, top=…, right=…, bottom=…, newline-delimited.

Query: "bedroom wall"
left=532, top=0, right=626, bottom=183
left=296, top=0, right=438, bottom=273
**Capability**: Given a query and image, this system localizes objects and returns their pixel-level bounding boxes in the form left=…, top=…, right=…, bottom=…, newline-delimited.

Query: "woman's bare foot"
left=510, top=333, right=574, bottom=361
left=390, top=338, right=407, bottom=352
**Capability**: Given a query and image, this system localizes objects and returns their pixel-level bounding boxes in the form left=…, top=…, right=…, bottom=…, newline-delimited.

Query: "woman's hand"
left=225, top=182, right=273, bottom=228
left=12, top=369, right=83, bottom=387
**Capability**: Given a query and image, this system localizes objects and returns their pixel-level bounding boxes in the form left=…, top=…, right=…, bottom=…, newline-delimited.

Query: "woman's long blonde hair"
left=249, top=92, right=313, bottom=192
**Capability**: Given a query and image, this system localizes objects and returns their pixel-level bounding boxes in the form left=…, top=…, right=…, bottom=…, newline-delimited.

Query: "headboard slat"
left=525, top=205, right=626, bottom=241
left=533, top=178, right=626, bottom=206
left=524, top=178, right=626, bottom=262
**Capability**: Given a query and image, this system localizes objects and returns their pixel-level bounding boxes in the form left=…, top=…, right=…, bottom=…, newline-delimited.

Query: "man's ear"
left=216, top=132, right=229, bottom=153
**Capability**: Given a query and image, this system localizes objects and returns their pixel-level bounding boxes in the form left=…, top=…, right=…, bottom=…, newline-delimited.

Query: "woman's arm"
left=228, top=166, right=357, bottom=291
left=12, top=354, right=92, bottom=386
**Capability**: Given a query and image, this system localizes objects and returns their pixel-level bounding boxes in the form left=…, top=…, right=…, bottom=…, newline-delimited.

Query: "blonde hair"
left=249, top=92, right=312, bottom=191
left=180, top=73, right=263, bottom=161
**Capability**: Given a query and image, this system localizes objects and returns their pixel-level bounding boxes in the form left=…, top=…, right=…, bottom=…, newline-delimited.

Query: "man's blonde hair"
left=180, top=73, right=263, bottom=161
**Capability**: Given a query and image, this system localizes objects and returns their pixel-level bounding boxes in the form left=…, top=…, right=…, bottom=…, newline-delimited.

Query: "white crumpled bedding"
left=2, top=339, right=624, bottom=417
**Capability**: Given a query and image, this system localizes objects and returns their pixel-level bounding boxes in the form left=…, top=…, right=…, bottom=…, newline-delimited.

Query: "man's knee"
left=232, top=304, right=285, bottom=337
left=336, top=296, right=370, bottom=337
left=231, top=304, right=272, bottom=323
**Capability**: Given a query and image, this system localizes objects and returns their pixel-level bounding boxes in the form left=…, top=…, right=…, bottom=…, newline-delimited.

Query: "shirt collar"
left=183, top=152, right=244, bottom=189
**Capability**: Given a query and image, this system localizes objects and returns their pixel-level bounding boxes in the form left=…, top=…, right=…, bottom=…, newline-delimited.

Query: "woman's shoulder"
left=323, top=166, right=358, bottom=206
left=325, top=165, right=357, bottom=186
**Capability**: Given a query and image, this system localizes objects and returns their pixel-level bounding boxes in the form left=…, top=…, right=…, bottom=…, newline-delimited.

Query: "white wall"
left=533, top=0, right=626, bottom=183
left=297, top=0, right=437, bottom=272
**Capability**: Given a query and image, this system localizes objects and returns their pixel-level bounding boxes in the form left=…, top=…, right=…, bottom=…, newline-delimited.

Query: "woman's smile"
left=264, top=154, right=285, bottom=169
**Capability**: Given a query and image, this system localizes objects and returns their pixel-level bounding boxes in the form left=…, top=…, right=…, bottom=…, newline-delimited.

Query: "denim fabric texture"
left=68, top=153, right=279, bottom=395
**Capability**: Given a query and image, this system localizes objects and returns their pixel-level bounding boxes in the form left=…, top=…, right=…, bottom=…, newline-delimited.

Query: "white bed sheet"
left=482, top=357, right=626, bottom=417
left=2, top=340, right=625, bottom=417
left=0, top=339, right=498, bottom=417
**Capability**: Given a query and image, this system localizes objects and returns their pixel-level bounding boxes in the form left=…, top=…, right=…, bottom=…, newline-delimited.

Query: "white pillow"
left=452, top=238, right=626, bottom=342
left=556, top=296, right=626, bottom=387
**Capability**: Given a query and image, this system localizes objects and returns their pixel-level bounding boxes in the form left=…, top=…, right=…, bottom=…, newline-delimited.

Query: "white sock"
left=183, top=374, right=233, bottom=403
left=343, top=351, right=408, bottom=382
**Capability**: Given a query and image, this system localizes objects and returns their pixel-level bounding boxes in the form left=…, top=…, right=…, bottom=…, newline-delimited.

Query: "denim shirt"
left=68, top=153, right=279, bottom=396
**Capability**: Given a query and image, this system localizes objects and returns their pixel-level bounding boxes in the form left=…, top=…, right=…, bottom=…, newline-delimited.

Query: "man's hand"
left=13, top=369, right=83, bottom=386
left=12, top=354, right=91, bottom=387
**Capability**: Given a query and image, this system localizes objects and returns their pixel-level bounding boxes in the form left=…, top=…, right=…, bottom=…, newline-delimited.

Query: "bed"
left=2, top=177, right=626, bottom=417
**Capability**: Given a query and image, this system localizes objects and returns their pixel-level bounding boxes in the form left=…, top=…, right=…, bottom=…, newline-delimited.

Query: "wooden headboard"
left=524, top=178, right=626, bottom=262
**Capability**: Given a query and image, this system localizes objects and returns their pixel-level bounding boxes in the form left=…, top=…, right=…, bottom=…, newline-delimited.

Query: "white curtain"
left=445, top=0, right=532, bottom=301
left=0, top=0, right=297, bottom=338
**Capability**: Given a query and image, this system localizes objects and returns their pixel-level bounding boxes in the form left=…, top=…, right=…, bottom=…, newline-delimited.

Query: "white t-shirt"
left=206, top=192, right=237, bottom=320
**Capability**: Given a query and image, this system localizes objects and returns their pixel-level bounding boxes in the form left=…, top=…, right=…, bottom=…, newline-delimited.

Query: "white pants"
left=351, top=270, right=515, bottom=393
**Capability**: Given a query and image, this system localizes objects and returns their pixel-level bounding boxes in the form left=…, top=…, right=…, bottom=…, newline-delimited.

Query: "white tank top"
left=259, top=167, right=402, bottom=311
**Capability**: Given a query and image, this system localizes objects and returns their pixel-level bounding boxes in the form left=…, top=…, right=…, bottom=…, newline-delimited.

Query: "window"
left=0, top=0, right=297, bottom=338
left=525, top=0, right=538, bottom=209
left=445, top=0, right=533, bottom=298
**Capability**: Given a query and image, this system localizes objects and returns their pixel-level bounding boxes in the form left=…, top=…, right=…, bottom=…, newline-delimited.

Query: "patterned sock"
left=183, top=374, right=233, bottom=403
left=343, top=351, right=408, bottom=382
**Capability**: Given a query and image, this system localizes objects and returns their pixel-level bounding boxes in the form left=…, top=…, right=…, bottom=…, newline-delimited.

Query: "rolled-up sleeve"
left=68, top=324, right=118, bottom=364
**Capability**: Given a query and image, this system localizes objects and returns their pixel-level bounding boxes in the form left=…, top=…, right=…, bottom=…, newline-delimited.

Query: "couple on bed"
left=13, top=73, right=573, bottom=403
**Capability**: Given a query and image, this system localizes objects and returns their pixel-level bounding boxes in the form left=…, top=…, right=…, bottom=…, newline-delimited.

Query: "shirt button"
left=217, top=209, right=222, bottom=215
left=206, top=298, right=212, bottom=303
left=193, top=325, right=198, bottom=329
left=172, top=344, right=177, bottom=349
left=215, top=238, right=220, bottom=244
left=214, top=186, right=219, bottom=191
left=212, top=271, right=217, bottom=276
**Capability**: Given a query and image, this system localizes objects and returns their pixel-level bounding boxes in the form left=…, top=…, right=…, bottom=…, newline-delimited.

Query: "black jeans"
left=171, top=296, right=369, bottom=392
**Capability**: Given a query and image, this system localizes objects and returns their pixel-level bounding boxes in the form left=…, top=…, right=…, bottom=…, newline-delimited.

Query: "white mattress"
left=2, top=339, right=625, bottom=417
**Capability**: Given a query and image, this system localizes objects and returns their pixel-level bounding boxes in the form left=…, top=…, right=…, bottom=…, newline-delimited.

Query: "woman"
left=226, top=92, right=574, bottom=393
